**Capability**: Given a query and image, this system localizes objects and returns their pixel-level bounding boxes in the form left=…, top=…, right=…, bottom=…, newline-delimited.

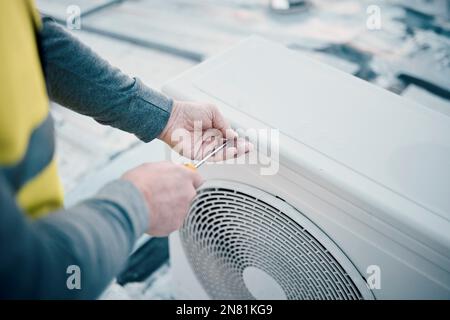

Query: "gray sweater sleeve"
left=40, top=17, right=173, bottom=142
left=0, top=173, right=149, bottom=299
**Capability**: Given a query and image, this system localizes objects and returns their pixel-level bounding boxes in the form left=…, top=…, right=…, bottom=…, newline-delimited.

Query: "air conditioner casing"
left=162, top=37, right=450, bottom=299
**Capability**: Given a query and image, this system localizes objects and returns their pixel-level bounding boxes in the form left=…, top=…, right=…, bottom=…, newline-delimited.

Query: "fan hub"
left=243, top=266, right=287, bottom=300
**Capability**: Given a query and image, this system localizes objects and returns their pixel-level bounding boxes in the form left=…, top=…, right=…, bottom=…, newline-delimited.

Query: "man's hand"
left=159, top=100, right=252, bottom=161
left=122, top=162, right=202, bottom=236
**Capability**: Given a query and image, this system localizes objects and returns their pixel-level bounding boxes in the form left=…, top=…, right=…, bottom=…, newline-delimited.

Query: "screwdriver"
left=184, top=140, right=230, bottom=171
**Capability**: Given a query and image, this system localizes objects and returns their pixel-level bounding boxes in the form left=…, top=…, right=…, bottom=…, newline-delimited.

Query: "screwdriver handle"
left=184, top=163, right=197, bottom=171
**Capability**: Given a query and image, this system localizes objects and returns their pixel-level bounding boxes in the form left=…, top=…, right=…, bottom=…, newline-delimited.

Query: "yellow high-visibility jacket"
left=0, top=0, right=63, bottom=218
left=0, top=0, right=173, bottom=299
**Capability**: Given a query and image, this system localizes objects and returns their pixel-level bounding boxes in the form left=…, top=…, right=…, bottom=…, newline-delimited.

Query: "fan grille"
left=180, top=180, right=373, bottom=300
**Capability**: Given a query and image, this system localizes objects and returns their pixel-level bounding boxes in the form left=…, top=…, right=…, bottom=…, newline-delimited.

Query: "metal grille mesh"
left=180, top=180, right=373, bottom=300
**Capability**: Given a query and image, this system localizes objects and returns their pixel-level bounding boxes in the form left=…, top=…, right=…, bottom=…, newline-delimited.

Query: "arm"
left=0, top=172, right=148, bottom=299
left=39, top=17, right=172, bottom=142
left=0, top=161, right=202, bottom=299
left=39, top=17, right=252, bottom=158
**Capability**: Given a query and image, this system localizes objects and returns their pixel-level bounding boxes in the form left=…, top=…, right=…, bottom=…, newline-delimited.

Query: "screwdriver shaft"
left=195, top=140, right=230, bottom=168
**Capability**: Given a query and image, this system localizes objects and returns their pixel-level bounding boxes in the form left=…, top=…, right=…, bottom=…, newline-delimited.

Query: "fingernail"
left=228, top=147, right=237, bottom=157
left=227, top=129, right=238, bottom=139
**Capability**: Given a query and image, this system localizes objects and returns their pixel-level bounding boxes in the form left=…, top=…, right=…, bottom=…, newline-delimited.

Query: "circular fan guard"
left=180, top=180, right=373, bottom=300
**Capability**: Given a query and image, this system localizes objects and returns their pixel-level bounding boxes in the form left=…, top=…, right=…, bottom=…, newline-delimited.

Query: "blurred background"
left=35, top=0, right=450, bottom=299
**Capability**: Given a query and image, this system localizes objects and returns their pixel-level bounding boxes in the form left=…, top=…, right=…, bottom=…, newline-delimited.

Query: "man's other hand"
left=122, top=162, right=203, bottom=236
left=159, top=100, right=252, bottom=161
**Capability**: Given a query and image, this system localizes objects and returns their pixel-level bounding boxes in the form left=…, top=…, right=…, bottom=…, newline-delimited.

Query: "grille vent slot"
left=180, top=180, right=373, bottom=300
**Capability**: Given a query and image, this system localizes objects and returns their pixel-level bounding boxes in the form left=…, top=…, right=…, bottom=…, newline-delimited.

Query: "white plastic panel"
left=162, top=36, right=450, bottom=257
left=193, top=37, right=450, bottom=220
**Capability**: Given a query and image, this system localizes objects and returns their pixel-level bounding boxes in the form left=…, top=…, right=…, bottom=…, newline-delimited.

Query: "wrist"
left=158, top=100, right=181, bottom=143
left=98, top=179, right=150, bottom=239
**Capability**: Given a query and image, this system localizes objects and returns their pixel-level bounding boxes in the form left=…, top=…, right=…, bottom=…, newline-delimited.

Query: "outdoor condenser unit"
left=162, top=37, right=450, bottom=300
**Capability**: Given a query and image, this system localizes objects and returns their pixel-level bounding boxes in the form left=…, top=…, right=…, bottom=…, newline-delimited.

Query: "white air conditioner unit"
left=162, top=36, right=450, bottom=300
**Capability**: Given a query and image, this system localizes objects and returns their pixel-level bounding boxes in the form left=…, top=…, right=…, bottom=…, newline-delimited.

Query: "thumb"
left=189, top=170, right=204, bottom=189
left=211, top=105, right=238, bottom=139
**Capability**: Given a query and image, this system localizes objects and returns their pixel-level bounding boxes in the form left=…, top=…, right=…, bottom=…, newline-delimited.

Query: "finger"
left=179, top=163, right=203, bottom=185
left=235, top=138, right=254, bottom=157
left=199, top=129, right=223, bottom=159
left=210, top=138, right=252, bottom=160
left=197, top=136, right=223, bottom=160
left=185, top=185, right=197, bottom=202
left=192, top=172, right=204, bottom=189
left=212, top=146, right=237, bottom=161
left=211, top=105, right=238, bottom=139
left=187, top=170, right=204, bottom=189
